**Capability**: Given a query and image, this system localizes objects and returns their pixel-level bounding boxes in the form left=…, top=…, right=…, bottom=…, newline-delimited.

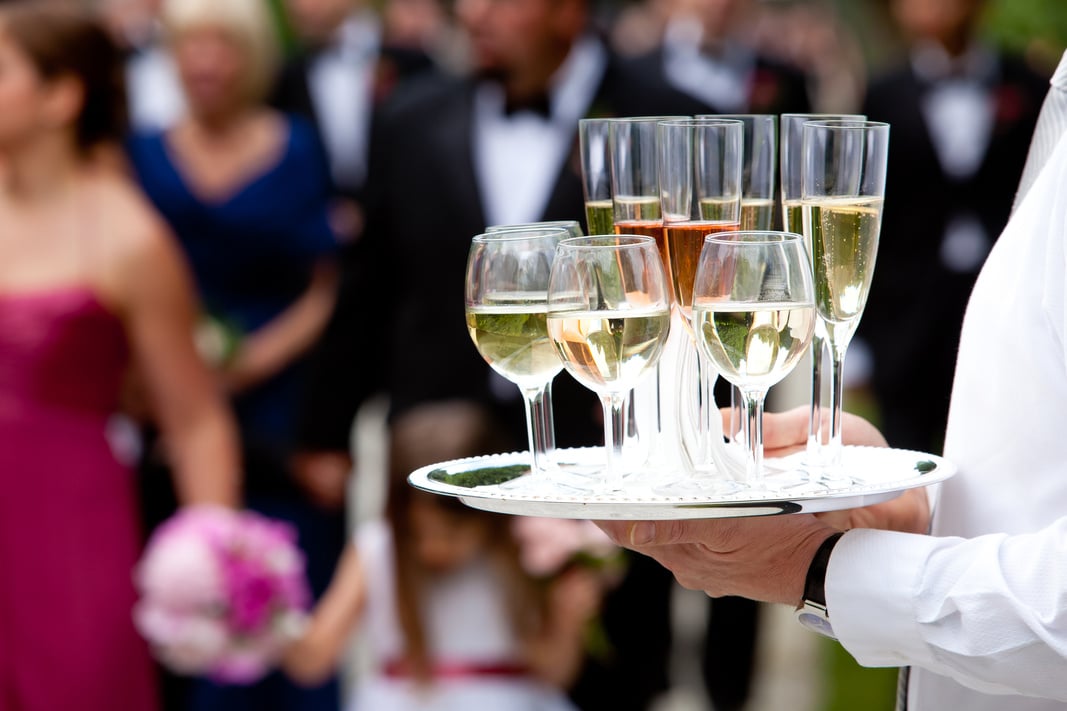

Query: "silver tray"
left=408, top=446, right=955, bottom=520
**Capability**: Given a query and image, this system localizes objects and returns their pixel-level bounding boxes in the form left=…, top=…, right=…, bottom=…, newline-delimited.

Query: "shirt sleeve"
left=826, top=522, right=1067, bottom=701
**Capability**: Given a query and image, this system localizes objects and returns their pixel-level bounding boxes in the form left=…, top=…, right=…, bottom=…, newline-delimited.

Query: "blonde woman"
left=125, top=1, right=343, bottom=709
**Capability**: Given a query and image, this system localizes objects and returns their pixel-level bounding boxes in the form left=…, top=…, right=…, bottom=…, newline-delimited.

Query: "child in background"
left=284, top=401, right=603, bottom=710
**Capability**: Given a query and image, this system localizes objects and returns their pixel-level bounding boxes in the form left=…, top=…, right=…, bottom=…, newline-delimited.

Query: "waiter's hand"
left=597, top=515, right=837, bottom=606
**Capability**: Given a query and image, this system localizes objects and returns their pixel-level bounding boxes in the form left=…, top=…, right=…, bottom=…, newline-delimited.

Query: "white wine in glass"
left=802, top=120, right=889, bottom=471
left=693, top=231, right=815, bottom=487
left=780, top=113, right=865, bottom=462
left=548, top=235, right=671, bottom=489
left=465, top=227, right=569, bottom=477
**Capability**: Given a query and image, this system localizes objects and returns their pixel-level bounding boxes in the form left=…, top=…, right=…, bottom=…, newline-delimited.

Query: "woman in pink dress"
left=0, top=4, right=241, bottom=710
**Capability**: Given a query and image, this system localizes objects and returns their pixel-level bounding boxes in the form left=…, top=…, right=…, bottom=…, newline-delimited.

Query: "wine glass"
left=801, top=119, right=889, bottom=473
left=695, top=115, right=773, bottom=440
left=487, top=221, right=583, bottom=239
left=698, top=114, right=777, bottom=230
left=465, top=226, right=569, bottom=478
left=607, top=116, right=686, bottom=469
left=608, top=116, right=687, bottom=283
left=547, top=235, right=672, bottom=490
left=692, top=231, right=816, bottom=487
left=579, top=118, right=614, bottom=235
left=780, top=112, right=865, bottom=463
left=657, top=118, right=742, bottom=483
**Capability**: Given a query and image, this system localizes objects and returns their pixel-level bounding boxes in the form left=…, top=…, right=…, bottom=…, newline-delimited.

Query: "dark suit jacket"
left=270, top=45, right=436, bottom=200
left=858, top=54, right=1048, bottom=452
left=627, top=47, right=813, bottom=116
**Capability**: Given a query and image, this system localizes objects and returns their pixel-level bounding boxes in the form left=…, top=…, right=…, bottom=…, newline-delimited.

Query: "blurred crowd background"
left=1, top=0, right=1065, bottom=710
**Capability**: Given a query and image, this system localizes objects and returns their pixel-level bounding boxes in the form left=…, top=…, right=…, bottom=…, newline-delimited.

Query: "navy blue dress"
left=128, top=116, right=343, bottom=711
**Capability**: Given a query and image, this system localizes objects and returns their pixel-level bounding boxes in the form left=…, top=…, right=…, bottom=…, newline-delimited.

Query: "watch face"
left=796, top=609, right=836, bottom=639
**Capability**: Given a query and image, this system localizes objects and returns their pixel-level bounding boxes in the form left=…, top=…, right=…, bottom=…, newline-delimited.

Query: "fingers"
left=762, top=406, right=810, bottom=450
left=595, top=518, right=737, bottom=549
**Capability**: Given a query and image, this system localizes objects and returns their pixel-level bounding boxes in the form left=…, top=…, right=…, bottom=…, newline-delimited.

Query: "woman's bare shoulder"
left=88, top=171, right=190, bottom=307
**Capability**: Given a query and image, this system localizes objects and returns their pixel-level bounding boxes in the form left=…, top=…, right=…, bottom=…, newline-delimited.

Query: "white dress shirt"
left=127, top=43, right=186, bottom=132
left=660, top=17, right=751, bottom=113
left=309, top=13, right=380, bottom=191
left=825, top=115, right=1067, bottom=708
left=472, top=37, right=607, bottom=228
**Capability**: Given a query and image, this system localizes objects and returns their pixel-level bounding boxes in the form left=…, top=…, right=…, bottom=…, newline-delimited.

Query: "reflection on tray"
left=428, top=463, right=529, bottom=489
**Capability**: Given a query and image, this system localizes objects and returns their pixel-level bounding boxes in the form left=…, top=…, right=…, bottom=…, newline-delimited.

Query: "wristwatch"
left=795, top=532, right=844, bottom=639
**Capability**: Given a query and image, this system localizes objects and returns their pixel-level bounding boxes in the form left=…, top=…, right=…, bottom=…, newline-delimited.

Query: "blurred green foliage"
left=983, top=0, right=1067, bottom=72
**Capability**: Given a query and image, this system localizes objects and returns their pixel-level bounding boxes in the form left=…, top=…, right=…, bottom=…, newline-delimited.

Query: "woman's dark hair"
left=0, top=1, right=127, bottom=151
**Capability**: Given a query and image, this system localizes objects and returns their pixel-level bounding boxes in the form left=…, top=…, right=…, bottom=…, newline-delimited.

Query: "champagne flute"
left=698, top=114, right=777, bottom=439
left=488, top=220, right=583, bottom=238
left=547, top=235, right=672, bottom=489
left=465, top=226, right=569, bottom=478
left=608, top=116, right=687, bottom=290
left=579, top=119, right=614, bottom=236
left=658, top=118, right=742, bottom=481
left=608, top=116, right=686, bottom=469
left=699, top=114, right=777, bottom=230
left=801, top=119, right=889, bottom=473
left=693, top=231, right=816, bottom=486
left=780, top=112, right=865, bottom=463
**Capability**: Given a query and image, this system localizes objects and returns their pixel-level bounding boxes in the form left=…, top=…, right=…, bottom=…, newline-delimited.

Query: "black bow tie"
left=503, top=93, right=552, bottom=118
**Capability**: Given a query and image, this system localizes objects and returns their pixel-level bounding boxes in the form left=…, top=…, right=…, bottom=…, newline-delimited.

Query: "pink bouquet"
left=133, top=506, right=311, bottom=684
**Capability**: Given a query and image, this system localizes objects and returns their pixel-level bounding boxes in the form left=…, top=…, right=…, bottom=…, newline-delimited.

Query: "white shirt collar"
left=911, top=41, right=997, bottom=85
left=327, top=11, right=380, bottom=62
left=471, top=36, right=607, bottom=227
left=475, top=35, right=607, bottom=124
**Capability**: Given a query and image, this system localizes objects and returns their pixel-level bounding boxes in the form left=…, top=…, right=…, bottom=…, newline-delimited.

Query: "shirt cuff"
left=825, top=528, right=940, bottom=668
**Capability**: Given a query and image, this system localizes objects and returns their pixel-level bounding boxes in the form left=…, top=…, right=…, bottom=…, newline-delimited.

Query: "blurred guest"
left=295, top=0, right=700, bottom=705
left=100, top=0, right=186, bottom=131
left=748, top=1, right=866, bottom=113
left=125, top=0, right=343, bottom=709
left=284, top=402, right=604, bottom=711
left=610, top=0, right=674, bottom=59
left=630, top=0, right=812, bottom=115
left=272, top=0, right=437, bottom=240
left=859, top=0, right=1047, bottom=454
left=0, top=3, right=240, bottom=710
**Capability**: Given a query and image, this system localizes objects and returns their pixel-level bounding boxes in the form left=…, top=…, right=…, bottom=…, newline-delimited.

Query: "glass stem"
left=742, top=388, right=768, bottom=486
left=602, top=392, right=627, bottom=489
left=522, top=383, right=555, bottom=473
left=808, top=333, right=824, bottom=453
left=827, top=347, right=846, bottom=467
left=696, top=346, right=711, bottom=466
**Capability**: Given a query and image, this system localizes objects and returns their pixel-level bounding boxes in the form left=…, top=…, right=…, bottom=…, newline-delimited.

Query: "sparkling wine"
left=585, top=199, right=614, bottom=236
left=741, top=198, right=775, bottom=231
left=613, top=194, right=661, bottom=222
left=803, top=196, right=883, bottom=344
left=665, top=221, right=741, bottom=316
left=694, top=303, right=815, bottom=391
left=547, top=308, right=670, bottom=395
left=698, top=197, right=740, bottom=223
left=467, top=300, right=562, bottom=389
left=782, top=199, right=804, bottom=237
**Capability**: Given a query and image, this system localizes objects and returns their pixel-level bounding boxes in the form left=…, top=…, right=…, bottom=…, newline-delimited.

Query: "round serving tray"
left=408, top=446, right=955, bottom=520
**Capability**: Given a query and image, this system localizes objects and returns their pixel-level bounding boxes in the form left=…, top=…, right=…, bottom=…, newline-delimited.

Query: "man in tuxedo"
left=629, top=0, right=811, bottom=116
left=858, top=0, right=1048, bottom=455
left=296, top=0, right=698, bottom=705
left=272, top=0, right=436, bottom=237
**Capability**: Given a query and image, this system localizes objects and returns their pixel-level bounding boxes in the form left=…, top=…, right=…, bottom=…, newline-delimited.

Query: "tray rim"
left=407, top=445, right=956, bottom=520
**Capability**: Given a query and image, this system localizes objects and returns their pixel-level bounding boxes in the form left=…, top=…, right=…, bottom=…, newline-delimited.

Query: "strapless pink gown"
left=0, top=289, right=158, bottom=710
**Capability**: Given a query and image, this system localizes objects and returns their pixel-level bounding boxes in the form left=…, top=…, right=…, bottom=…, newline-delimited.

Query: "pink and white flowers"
left=134, top=506, right=311, bottom=684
